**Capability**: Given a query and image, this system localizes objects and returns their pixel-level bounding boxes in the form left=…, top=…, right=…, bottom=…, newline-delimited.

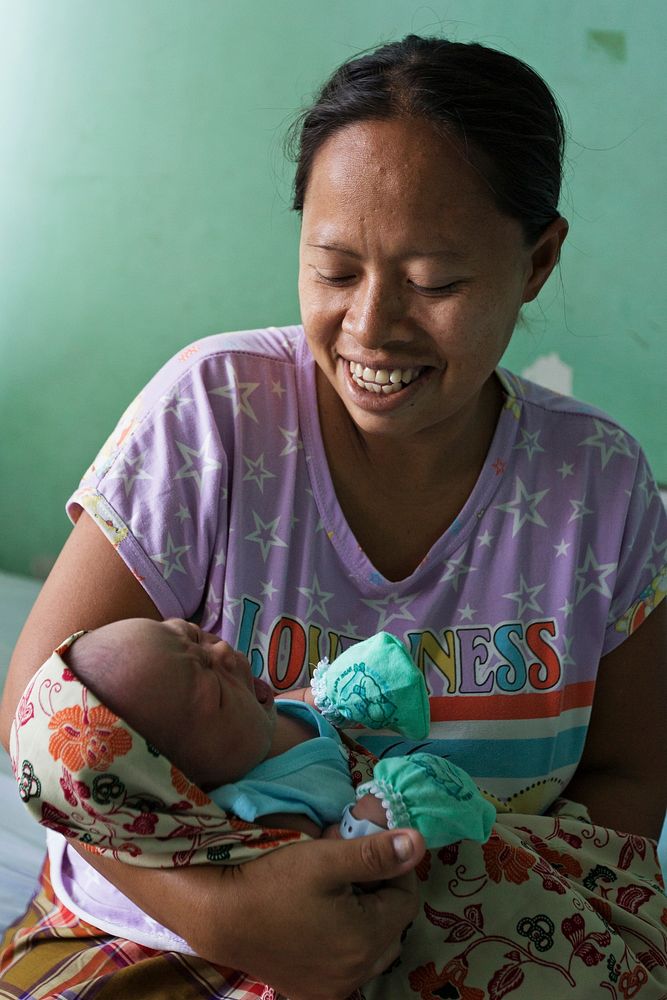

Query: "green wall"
left=1, top=0, right=665, bottom=578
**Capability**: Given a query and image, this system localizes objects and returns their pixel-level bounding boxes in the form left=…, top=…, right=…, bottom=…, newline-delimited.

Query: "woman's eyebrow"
left=305, top=240, right=469, bottom=261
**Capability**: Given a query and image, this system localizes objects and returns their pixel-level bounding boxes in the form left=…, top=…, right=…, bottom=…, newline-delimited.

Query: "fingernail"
left=393, top=834, right=413, bottom=861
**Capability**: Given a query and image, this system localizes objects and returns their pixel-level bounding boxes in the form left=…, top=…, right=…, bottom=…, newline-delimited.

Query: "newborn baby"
left=13, top=619, right=495, bottom=851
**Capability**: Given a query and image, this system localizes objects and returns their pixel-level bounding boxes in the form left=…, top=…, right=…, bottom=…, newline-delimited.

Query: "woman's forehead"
left=302, top=120, right=519, bottom=258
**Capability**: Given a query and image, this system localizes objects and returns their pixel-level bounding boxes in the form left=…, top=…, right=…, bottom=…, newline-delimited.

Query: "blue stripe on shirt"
left=355, top=726, right=588, bottom=779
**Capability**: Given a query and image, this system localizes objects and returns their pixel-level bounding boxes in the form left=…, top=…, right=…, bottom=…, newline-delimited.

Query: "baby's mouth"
left=253, top=676, right=275, bottom=708
left=347, top=361, right=426, bottom=394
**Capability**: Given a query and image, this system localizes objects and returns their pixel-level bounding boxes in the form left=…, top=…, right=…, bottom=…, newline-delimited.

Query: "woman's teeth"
left=348, top=361, right=423, bottom=394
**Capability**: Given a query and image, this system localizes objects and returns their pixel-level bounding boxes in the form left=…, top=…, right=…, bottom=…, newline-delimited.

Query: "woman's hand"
left=214, top=829, right=426, bottom=999
left=76, top=826, right=425, bottom=1000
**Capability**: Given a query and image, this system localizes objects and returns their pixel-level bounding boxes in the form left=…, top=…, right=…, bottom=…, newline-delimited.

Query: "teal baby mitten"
left=356, top=753, right=495, bottom=849
left=310, top=631, right=430, bottom=739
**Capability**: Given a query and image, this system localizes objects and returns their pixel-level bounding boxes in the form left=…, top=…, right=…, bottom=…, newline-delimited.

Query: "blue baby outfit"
left=210, top=701, right=354, bottom=827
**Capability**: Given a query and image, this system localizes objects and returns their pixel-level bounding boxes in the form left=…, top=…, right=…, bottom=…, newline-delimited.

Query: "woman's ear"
left=522, top=216, right=569, bottom=303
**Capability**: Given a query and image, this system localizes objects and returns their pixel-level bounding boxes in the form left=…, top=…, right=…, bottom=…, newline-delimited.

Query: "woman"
left=1, top=34, right=665, bottom=1000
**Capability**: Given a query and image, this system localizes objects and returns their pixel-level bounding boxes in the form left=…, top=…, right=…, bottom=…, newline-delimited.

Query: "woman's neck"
left=317, top=374, right=504, bottom=580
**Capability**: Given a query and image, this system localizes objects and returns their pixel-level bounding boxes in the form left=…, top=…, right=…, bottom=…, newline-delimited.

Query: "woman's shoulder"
left=498, top=367, right=644, bottom=455
left=163, top=324, right=305, bottom=377
left=121, top=324, right=307, bottom=424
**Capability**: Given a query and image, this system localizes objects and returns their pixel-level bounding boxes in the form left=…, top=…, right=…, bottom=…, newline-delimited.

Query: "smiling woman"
left=1, top=32, right=666, bottom=1000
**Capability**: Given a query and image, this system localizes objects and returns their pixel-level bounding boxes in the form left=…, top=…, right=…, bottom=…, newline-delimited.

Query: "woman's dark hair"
left=288, top=35, right=565, bottom=243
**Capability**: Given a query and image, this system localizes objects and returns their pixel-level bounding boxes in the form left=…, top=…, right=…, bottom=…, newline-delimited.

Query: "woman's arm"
left=564, top=599, right=667, bottom=838
left=0, top=513, right=161, bottom=745
left=76, top=827, right=423, bottom=997
left=0, top=513, right=424, bottom=1000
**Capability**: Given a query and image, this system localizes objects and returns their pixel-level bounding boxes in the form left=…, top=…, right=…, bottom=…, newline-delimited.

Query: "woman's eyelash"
left=314, top=271, right=461, bottom=295
left=410, top=280, right=462, bottom=295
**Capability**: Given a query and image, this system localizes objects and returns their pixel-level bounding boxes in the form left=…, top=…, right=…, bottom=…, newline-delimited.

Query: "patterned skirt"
left=2, top=804, right=666, bottom=1000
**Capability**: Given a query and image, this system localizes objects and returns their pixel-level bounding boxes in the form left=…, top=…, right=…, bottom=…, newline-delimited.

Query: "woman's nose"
left=341, top=277, right=407, bottom=349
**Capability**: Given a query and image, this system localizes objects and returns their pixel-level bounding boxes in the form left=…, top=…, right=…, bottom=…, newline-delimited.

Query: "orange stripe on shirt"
left=428, top=681, right=595, bottom=722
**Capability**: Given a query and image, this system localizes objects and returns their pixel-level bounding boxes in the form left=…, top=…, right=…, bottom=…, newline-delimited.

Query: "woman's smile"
left=338, top=355, right=438, bottom=410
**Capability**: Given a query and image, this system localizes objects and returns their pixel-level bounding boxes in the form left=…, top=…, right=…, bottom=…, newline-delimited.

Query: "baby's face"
left=69, top=618, right=276, bottom=789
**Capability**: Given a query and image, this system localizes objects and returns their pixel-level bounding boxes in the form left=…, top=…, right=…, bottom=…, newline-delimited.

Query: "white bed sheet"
left=0, top=570, right=47, bottom=930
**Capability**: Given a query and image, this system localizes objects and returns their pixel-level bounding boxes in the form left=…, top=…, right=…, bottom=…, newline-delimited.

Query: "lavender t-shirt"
left=68, top=325, right=665, bottom=811
left=53, top=324, right=666, bottom=946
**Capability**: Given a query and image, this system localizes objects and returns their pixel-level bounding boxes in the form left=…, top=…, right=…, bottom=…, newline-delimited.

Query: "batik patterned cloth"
left=9, top=632, right=307, bottom=868
left=2, top=807, right=666, bottom=998
left=5, top=634, right=667, bottom=998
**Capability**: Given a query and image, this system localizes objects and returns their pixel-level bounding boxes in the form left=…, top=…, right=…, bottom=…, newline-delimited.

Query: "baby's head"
left=64, top=618, right=277, bottom=789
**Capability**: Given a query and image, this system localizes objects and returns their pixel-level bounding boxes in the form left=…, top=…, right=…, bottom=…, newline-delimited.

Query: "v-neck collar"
left=296, top=332, right=523, bottom=593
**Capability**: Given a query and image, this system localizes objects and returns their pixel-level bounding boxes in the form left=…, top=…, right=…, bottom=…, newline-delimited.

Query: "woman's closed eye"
left=408, top=279, right=464, bottom=296
left=313, top=270, right=355, bottom=286
left=313, top=269, right=464, bottom=297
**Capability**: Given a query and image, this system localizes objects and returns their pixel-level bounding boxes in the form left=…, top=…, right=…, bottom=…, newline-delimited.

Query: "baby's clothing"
left=211, top=700, right=354, bottom=826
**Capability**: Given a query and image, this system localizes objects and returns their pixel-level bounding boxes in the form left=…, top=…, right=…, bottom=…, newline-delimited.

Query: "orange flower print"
left=618, top=964, right=649, bottom=998
left=409, top=958, right=484, bottom=1000
left=171, top=766, right=210, bottom=807
left=483, top=833, right=535, bottom=884
left=48, top=704, right=132, bottom=772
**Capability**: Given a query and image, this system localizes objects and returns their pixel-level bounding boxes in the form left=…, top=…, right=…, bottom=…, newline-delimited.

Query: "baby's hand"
left=352, top=793, right=390, bottom=828
left=275, top=687, right=317, bottom=707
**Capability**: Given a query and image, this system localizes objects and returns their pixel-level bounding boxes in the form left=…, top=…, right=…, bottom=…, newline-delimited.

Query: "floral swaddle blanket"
left=10, top=634, right=667, bottom=998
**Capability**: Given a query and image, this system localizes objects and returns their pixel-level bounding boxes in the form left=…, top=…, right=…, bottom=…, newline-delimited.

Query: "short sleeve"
left=603, top=447, right=667, bottom=655
left=67, top=343, right=229, bottom=620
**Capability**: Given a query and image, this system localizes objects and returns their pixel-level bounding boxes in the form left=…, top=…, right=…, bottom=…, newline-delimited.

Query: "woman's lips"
left=341, top=358, right=433, bottom=406
left=253, top=676, right=275, bottom=707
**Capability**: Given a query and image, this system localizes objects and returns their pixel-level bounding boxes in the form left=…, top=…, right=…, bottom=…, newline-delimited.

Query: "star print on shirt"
left=646, top=532, right=667, bottom=579
left=160, top=389, right=193, bottom=419
left=514, top=429, right=545, bottom=461
left=637, top=466, right=656, bottom=511
left=107, top=450, right=154, bottom=497
left=175, top=506, right=191, bottom=523
left=557, top=462, right=574, bottom=479
left=271, top=380, right=286, bottom=397
left=578, top=419, right=634, bottom=469
left=575, top=545, right=617, bottom=604
left=243, top=454, right=276, bottom=493
left=152, top=533, right=191, bottom=581
left=554, top=539, right=570, bottom=558
left=261, top=580, right=278, bottom=599
left=440, top=555, right=477, bottom=591
left=459, top=604, right=476, bottom=621
left=559, top=599, right=574, bottom=617
left=245, top=512, right=288, bottom=562
left=174, top=434, right=222, bottom=492
left=560, top=634, right=576, bottom=669
left=223, top=597, right=241, bottom=626
left=568, top=498, right=594, bottom=523
left=297, top=573, right=335, bottom=621
left=503, top=574, right=545, bottom=617
left=201, top=583, right=222, bottom=630
left=477, top=530, right=494, bottom=548
left=495, top=477, right=549, bottom=538
left=210, top=374, right=260, bottom=423
left=279, top=427, right=303, bottom=456
left=361, top=593, right=416, bottom=631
